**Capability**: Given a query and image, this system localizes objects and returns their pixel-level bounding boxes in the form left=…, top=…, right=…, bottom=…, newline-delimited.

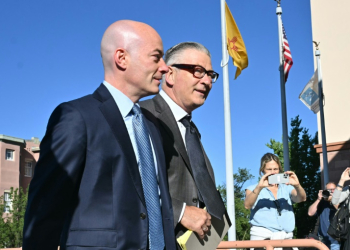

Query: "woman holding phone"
left=331, top=167, right=350, bottom=250
left=244, top=153, right=307, bottom=249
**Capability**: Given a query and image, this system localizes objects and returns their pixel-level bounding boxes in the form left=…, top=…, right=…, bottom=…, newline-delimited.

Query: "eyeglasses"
left=273, top=200, right=282, bottom=216
left=171, top=64, right=219, bottom=83
left=327, top=189, right=335, bottom=192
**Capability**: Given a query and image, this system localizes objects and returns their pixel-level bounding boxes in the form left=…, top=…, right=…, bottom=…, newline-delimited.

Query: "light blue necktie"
left=132, top=105, right=165, bottom=250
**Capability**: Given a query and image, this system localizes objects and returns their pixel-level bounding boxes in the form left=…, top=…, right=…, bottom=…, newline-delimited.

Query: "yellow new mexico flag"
left=225, top=2, right=248, bottom=79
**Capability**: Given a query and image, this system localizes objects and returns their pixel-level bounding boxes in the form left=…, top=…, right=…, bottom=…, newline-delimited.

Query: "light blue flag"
left=299, top=70, right=320, bottom=114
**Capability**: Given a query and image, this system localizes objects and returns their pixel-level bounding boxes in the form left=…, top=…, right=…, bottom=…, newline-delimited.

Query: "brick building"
left=0, top=134, right=40, bottom=212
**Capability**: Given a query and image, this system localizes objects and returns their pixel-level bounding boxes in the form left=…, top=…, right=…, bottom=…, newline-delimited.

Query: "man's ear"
left=114, top=48, right=127, bottom=69
left=165, top=67, right=175, bottom=87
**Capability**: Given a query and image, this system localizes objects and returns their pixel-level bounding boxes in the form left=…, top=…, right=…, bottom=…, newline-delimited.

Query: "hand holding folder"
left=177, top=208, right=231, bottom=250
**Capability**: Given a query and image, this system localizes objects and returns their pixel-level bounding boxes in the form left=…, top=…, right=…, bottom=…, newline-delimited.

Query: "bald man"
left=23, top=20, right=176, bottom=250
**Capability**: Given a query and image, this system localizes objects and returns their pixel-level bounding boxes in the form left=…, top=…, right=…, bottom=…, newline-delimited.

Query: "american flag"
left=282, top=23, right=293, bottom=82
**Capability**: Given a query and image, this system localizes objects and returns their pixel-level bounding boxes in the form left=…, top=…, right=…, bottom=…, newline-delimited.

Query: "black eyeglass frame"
left=171, top=64, right=219, bottom=83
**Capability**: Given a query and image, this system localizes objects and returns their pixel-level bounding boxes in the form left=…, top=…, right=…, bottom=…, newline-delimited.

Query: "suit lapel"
left=153, top=95, right=192, bottom=174
left=93, top=84, right=146, bottom=206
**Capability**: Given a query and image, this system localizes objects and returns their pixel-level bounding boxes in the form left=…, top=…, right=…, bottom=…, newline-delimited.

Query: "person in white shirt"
left=141, top=42, right=226, bottom=248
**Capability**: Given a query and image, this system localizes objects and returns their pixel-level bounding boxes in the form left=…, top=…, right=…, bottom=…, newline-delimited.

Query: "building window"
left=5, top=149, right=14, bottom=161
left=4, top=192, right=12, bottom=213
left=25, top=161, right=33, bottom=177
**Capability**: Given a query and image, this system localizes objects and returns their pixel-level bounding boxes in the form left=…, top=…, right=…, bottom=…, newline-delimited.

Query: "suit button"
left=192, top=198, right=198, bottom=203
left=140, top=213, right=146, bottom=220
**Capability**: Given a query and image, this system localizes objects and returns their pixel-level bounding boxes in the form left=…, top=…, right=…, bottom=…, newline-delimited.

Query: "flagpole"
left=220, top=0, right=236, bottom=241
left=276, top=0, right=290, bottom=171
left=314, top=42, right=329, bottom=184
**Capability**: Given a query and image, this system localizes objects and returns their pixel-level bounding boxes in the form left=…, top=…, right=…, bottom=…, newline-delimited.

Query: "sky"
left=0, top=0, right=318, bottom=188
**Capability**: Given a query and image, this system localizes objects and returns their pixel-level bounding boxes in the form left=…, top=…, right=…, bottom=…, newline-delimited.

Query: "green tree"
left=266, top=115, right=321, bottom=238
left=218, top=167, right=254, bottom=241
left=0, top=187, right=28, bottom=248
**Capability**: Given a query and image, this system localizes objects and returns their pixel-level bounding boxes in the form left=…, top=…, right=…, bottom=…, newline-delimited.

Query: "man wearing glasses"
left=308, top=182, right=340, bottom=250
left=141, top=42, right=226, bottom=245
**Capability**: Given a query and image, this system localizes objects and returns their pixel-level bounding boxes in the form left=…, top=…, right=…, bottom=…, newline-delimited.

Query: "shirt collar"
left=159, top=89, right=189, bottom=122
left=103, top=80, right=134, bottom=118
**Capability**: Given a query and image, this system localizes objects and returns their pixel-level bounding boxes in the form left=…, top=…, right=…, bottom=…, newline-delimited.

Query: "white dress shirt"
left=159, top=90, right=189, bottom=147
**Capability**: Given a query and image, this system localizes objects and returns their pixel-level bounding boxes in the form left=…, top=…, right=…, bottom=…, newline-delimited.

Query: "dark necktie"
left=181, top=115, right=226, bottom=220
left=132, top=105, right=165, bottom=250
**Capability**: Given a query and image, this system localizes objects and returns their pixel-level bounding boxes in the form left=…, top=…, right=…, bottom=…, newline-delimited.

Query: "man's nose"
left=159, top=58, right=169, bottom=74
left=201, top=73, right=213, bottom=86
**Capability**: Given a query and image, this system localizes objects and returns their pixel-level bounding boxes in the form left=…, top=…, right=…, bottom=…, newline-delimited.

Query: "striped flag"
left=282, top=23, right=293, bottom=82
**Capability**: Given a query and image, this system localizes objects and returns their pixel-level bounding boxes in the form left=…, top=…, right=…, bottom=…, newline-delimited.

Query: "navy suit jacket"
left=23, top=84, right=176, bottom=250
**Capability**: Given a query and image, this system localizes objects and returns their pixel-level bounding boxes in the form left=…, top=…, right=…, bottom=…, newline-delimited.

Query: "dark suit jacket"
left=140, top=94, right=216, bottom=239
left=23, top=84, right=176, bottom=250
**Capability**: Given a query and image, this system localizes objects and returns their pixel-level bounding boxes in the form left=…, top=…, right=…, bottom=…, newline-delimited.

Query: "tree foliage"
left=266, top=115, right=321, bottom=238
left=217, top=167, right=254, bottom=241
left=0, top=187, right=28, bottom=248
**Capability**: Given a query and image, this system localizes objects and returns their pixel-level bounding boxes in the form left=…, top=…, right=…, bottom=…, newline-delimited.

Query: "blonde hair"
left=259, top=153, right=283, bottom=175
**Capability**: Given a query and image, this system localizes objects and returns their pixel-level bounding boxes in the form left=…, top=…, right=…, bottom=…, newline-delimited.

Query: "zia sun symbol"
left=228, top=37, right=238, bottom=52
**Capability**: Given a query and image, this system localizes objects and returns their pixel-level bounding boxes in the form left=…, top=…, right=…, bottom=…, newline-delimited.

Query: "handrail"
left=0, top=239, right=329, bottom=250
left=217, top=239, right=329, bottom=250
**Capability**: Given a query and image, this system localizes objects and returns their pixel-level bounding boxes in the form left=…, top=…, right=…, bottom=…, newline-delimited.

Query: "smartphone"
left=268, top=173, right=289, bottom=184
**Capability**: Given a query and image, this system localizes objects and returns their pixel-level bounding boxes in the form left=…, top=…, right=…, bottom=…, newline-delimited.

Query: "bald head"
left=100, top=20, right=168, bottom=102
left=101, top=20, right=157, bottom=73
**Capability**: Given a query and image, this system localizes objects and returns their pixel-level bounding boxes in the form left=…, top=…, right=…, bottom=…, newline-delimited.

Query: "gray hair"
left=164, top=42, right=211, bottom=66
left=162, top=42, right=211, bottom=83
